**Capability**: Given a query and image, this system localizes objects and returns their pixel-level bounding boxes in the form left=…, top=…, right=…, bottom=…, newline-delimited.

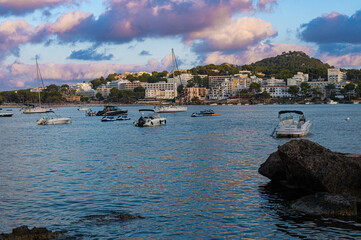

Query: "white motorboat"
left=78, top=107, right=89, bottom=111
left=133, top=109, right=166, bottom=127
left=154, top=105, right=187, bottom=113
left=0, top=112, right=13, bottom=117
left=23, top=58, right=52, bottom=114
left=37, top=112, right=71, bottom=125
left=327, top=100, right=338, bottom=104
left=273, top=110, right=311, bottom=138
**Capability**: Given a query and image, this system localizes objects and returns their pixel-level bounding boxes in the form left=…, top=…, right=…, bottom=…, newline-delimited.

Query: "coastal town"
left=1, top=51, right=361, bottom=107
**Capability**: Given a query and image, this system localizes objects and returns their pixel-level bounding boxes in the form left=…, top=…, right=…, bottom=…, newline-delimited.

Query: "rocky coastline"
left=259, top=139, right=361, bottom=217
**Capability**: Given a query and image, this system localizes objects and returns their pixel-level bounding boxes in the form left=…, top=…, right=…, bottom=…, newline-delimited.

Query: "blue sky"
left=0, top=0, right=360, bottom=91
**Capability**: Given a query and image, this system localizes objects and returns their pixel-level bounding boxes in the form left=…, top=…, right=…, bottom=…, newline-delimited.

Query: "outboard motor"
left=138, top=116, right=146, bottom=127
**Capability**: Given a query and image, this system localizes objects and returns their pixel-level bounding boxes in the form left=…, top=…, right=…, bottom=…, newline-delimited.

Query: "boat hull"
left=275, top=121, right=312, bottom=138
left=23, top=107, right=52, bottom=114
left=133, top=117, right=167, bottom=127
left=155, top=106, right=187, bottom=113
left=0, top=113, right=13, bottom=117
left=37, top=117, right=71, bottom=125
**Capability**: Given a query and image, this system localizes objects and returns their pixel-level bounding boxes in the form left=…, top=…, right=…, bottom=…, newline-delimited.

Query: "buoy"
left=346, top=117, right=350, bottom=121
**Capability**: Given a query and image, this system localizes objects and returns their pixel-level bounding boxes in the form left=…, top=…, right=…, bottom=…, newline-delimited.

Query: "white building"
left=144, top=82, right=177, bottom=99
left=328, top=68, right=347, bottom=83
left=167, top=73, right=193, bottom=86
left=209, top=80, right=230, bottom=100
left=97, top=84, right=112, bottom=98
left=76, top=89, right=97, bottom=98
left=74, top=82, right=93, bottom=91
left=107, top=79, right=131, bottom=89
left=262, top=77, right=285, bottom=86
left=262, top=86, right=292, bottom=98
left=287, top=72, right=309, bottom=86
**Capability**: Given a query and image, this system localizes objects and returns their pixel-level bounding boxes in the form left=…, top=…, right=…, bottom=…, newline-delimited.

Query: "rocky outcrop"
left=259, top=139, right=361, bottom=195
left=291, top=192, right=357, bottom=217
left=0, top=226, right=67, bottom=240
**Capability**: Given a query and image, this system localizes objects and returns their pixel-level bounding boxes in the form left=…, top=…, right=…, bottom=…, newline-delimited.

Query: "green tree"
left=300, top=82, right=311, bottom=98
left=288, top=85, right=299, bottom=100
left=325, top=83, right=336, bottom=99
left=249, top=82, right=261, bottom=93
left=96, top=92, right=104, bottom=101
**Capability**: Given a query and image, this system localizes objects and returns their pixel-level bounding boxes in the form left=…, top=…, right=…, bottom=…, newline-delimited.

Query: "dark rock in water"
left=116, top=213, right=145, bottom=221
left=0, top=225, right=67, bottom=240
left=291, top=192, right=357, bottom=217
left=258, top=151, right=286, bottom=181
left=259, top=139, right=361, bottom=195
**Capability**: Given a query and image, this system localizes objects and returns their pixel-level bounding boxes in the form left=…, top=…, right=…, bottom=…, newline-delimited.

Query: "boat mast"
left=36, top=57, right=41, bottom=107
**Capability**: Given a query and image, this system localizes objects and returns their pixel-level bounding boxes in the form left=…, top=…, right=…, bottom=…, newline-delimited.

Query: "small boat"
left=101, top=115, right=131, bottom=121
left=133, top=109, right=166, bottom=127
left=154, top=105, right=187, bottom=113
left=0, top=112, right=13, bottom=117
left=78, top=107, right=89, bottom=111
left=96, top=105, right=128, bottom=116
left=273, top=110, right=311, bottom=138
left=86, top=109, right=97, bottom=116
left=116, top=115, right=130, bottom=121
left=37, top=111, right=71, bottom=125
left=191, top=109, right=221, bottom=117
left=23, top=59, right=53, bottom=114
left=327, top=100, right=338, bottom=105
left=101, top=116, right=117, bottom=121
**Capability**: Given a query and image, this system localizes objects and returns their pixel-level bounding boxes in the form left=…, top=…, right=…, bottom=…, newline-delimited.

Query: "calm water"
left=0, top=104, right=360, bottom=239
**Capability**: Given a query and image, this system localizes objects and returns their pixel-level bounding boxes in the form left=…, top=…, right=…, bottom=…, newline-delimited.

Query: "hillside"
left=242, top=51, right=332, bottom=79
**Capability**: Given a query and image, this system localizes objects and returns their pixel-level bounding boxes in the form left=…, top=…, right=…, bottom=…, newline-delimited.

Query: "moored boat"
left=191, top=109, right=221, bottom=117
left=96, top=105, right=128, bottom=116
left=154, top=105, right=187, bottom=113
left=273, top=110, right=311, bottom=138
left=133, top=109, right=166, bottom=127
left=37, top=112, right=71, bottom=125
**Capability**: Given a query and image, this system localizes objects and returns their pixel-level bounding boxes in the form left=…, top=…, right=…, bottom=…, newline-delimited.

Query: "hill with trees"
left=241, top=51, right=332, bottom=80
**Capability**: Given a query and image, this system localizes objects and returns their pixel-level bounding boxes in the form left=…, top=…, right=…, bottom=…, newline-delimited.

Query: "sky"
left=1, top=0, right=361, bottom=91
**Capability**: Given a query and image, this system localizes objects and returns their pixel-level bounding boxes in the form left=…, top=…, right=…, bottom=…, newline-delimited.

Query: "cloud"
left=203, top=43, right=314, bottom=65
left=257, top=0, right=277, bottom=12
left=67, top=46, right=114, bottom=61
left=300, top=10, right=361, bottom=44
left=320, top=53, right=361, bottom=68
left=139, top=50, right=151, bottom=56
left=0, top=0, right=83, bottom=16
left=0, top=56, right=174, bottom=90
left=187, top=17, right=277, bottom=53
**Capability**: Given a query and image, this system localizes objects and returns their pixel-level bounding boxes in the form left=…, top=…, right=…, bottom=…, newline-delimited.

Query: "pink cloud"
left=257, top=0, right=277, bottom=12
left=203, top=43, right=314, bottom=65
left=0, top=56, right=173, bottom=90
left=320, top=53, right=361, bottom=68
left=0, top=0, right=83, bottom=15
left=187, top=17, right=277, bottom=52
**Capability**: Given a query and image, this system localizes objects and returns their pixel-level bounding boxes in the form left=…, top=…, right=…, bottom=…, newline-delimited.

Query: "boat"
left=96, top=105, right=128, bottom=116
left=133, top=109, right=166, bottom=127
left=153, top=49, right=187, bottom=113
left=78, top=107, right=89, bottom=111
left=0, top=111, right=13, bottom=117
left=327, top=100, right=338, bottom=104
left=191, top=109, right=221, bottom=117
left=101, top=116, right=117, bottom=122
left=23, top=58, right=52, bottom=114
left=101, top=115, right=131, bottom=121
left=273, top=110, right=311, bottom=138
left=116, top=115, right=130, bottom=121
left=154, top=105, right=187, bottom=113
left=37, top=111, right=71, bottom=125
left=86, top=109, right=97, bottom=116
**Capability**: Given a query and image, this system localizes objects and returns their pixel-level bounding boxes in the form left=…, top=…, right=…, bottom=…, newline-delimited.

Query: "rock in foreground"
left=291, top=192, right=357, bottom=217
left=0, top=226, right=66, bottom=240
left=259, top=140, right=361, bottom=195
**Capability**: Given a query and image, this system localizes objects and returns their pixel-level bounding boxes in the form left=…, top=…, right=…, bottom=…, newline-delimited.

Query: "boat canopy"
left=139, top=109, right=155, bottom=112
left=278, top=110, right=304, bottom=115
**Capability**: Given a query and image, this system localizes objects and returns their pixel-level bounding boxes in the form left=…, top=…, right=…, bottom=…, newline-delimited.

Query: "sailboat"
left=23, top=58, right=52, bottom=114
left=154, top=49, right=187, bottom=113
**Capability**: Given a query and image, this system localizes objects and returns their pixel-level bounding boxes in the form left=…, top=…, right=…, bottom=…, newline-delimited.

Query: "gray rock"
left=259, top=140, right=361, bottom=195
left=0, top=226, right=67, bottom=240
left=291, top=192, right=357, bottom=217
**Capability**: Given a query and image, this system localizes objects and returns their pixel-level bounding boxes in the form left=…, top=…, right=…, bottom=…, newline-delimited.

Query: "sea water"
left=0, top=104, right=360, bottom=239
